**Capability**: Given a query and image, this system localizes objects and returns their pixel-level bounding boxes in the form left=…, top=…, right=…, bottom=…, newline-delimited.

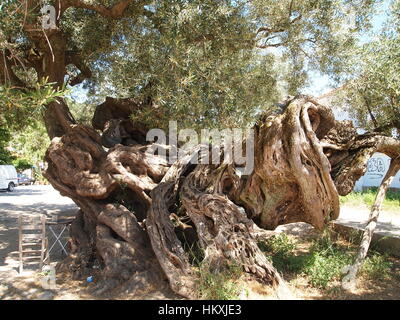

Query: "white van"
left=0, top=165, right=18, bottom=192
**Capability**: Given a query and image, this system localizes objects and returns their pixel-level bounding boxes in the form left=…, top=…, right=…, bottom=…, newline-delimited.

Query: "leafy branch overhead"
left=0, top=0, right=385, bottom=132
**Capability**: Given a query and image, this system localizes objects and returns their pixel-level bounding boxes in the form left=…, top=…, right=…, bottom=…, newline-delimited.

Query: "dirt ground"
left=0, top=185, right=399, bottom=300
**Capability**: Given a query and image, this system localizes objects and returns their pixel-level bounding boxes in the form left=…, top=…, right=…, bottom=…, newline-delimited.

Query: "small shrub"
left=304, top=250, right=352, bottom=288
left=12, top=158, right=33, bottom=171
left=345, top=229, right=363, bottom=246
left=258, top=233, right=296, bottom=256
left=259, top=228, right=396, bottom=290
left=361, top=252, right=393, bottom=281
left=302, top=230, right=353, bottom=288
left=261, top=229, right=355, bottom=289
left=259, top=233, right=308, bottom=273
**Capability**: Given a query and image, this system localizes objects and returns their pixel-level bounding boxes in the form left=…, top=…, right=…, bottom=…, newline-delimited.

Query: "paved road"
left=0, top=185, right=78, bottom=281
left=337, top=205, right=400, bottom=239
left=0, top=185, right=77, bottom=218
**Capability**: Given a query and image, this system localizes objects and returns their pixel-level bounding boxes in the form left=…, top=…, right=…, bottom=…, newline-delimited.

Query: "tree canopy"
left=0, top=0, right=383, bottom=132
left=337, top=0, right=400, bottom=136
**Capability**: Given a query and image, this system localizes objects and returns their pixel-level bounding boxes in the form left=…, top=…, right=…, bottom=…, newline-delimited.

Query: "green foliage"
left=260, top=229, right=396, bottom=290
left=0, top=79, right=68, bottom=130
left=0, top=0, right=385, bottom=134
left=303, top=232, right=354, bottom=288
left=360, top=252, right=393, bottom=281
left=67, top=98, right=97, bottom=126
left=92, top=0, right=280, bottom=130
left=43, top=0, right=379, bottom=131
left=12, top=158, right=33, bottom=172
left=197, top=263, right=243, bottom=300
left=304, top=250, right=351, bottom=288
left=258, top=233, right=302, bottom=272
left=260, top=231, right=352, bottom=289
left=8, top=121, right=49, bottom=165
left=262, top=233, right=297, bottom=254
left=336, top=0, right=400, bottom=135
left=0, top=127, right=15, bottom=165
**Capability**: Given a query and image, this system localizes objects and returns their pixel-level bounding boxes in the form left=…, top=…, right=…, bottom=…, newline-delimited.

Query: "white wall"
left=354, top=152, right=400, bottom=191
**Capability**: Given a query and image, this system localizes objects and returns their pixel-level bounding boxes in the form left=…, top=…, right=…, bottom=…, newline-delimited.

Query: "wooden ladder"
left=18, top=214, right=49, bottom=273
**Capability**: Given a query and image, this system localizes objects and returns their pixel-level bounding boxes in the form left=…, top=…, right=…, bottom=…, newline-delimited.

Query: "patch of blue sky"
left=305, top=0, right=392, bottom=98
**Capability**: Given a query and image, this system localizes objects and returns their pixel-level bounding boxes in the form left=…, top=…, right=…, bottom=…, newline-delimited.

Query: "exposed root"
left=146, top=150, right=200, bottom=299
left=180, top=164, right=290, bottom=296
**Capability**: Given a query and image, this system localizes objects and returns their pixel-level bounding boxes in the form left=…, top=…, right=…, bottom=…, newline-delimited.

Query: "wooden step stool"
left=18, top=214, right=49, bottom=273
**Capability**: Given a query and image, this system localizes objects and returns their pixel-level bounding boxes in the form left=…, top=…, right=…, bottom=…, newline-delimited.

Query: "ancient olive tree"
left=1, top=0, right=399, bottom=298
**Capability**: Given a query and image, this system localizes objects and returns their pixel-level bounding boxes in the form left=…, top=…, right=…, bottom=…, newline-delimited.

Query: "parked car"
left=0, top=165, right=18, bottom=192
left=17, top=173, right=35, bottom=186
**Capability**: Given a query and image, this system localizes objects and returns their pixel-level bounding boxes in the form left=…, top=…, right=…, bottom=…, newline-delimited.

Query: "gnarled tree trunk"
left=41, top=94, right=400, bottom=298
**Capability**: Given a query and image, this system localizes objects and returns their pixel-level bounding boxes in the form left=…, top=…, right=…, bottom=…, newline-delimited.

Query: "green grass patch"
left=258, top=233, right=306, bottom=273
left=303, top=233, right=353, bottom=288
left=340, top=188, right=400, bottom=212
left=259, top=230, right=395, bottom=290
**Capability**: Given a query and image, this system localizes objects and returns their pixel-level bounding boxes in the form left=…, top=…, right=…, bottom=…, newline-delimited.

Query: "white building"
left=317, top=89, right=400, bottom=191
left=354, top=153, right=400, bottom=191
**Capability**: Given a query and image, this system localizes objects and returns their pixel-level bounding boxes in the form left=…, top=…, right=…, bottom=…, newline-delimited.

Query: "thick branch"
left=323, top=120, right=400, bottom=195
left=146, top=149, right=201, bottom=299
